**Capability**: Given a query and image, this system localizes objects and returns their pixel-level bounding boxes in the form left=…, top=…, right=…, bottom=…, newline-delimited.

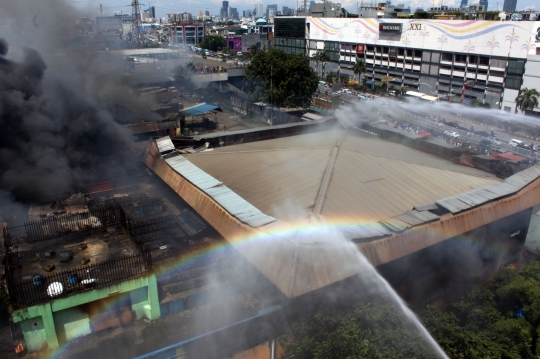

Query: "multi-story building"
left=282, top=6, right=294, bottom=16
left=479, top=0, right=489, bottom=10
left=229, top=7, right=239, bottom=20
left=273, top=17, right=540, bottom=113
left=169, top=22, right=205, bottom=45
left=244, top=9, right=253, bottom=18
left=254, top=3, right=264, bottom=18
left=266, top=4, right=278, bottom=18
left=220, top=1, right=229, bottom=19
left=503, top=0, right=517, bottom=12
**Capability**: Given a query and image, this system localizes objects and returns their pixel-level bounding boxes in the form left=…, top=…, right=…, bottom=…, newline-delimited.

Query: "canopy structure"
left=179, top=103, right=222, bottom=117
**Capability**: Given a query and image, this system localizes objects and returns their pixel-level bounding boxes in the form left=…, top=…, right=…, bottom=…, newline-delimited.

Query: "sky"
left=72, top=0, right=537, bottom=18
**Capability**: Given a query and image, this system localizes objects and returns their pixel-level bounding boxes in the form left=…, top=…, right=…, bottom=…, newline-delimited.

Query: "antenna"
left=100, top=4, right=103, bottom=16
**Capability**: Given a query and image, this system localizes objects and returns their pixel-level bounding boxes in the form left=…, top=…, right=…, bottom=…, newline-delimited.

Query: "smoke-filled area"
left=0, top=0, right=161, bottom=222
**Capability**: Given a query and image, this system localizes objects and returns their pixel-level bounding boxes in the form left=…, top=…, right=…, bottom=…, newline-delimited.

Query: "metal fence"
left=399, top=113, right=540, bottom=160
left=7, top=252, right=152, bottom=308
left=19, top=201, right=128, bottom=244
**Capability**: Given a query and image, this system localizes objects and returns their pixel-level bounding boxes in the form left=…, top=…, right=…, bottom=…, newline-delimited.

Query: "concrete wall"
left=12, top=275, right=160, bottom=352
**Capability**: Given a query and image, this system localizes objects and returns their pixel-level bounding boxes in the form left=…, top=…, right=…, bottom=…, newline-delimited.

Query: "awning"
left=179, top=103, right=223, bottom=117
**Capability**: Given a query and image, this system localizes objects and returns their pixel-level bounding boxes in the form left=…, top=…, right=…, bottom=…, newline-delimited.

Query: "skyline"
left=73, top=0, right=536, bottom=19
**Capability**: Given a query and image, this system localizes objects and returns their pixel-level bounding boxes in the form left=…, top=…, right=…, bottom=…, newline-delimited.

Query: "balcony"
left=454, top=62, right=466, bottom=67
left=366, top=58, right=374, bottom=64
left=466, top=72, right=476, bottom=79
left=441, top=60, right=453, bottom=65
left=491, top=66, right=506, bottom=72
left=453, top=70, right=465, bottom=78
left=478, top=64, right=489, bottom=70
left=413, top=65, right=421, bottom=71
left=381, top=61, right=389, bottom=66
left=477, top=74, right=487, bottom=81
left=366, top=51, right=375, bottom=55
left=440, top=69, right=452, bottom=76
left=489, top=76, right=504, bottom=83
left=413, top=57, right=422, bottom=62
left=396, top=63, right=404, bottom=68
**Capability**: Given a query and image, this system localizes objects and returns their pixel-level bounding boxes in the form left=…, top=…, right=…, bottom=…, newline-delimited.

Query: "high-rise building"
left=229, top=7, right=239, bottom=19
left=149, top=6, right=155, bottom=18
left=282, top=6, right=293, bottom=15
left=244, top=9, right=253, bottom=17
left=266, top=4, right=278, bottom=18
left=220, top=1, right=229, bottom=18
left=255, top=3, right=264, bottom=17
left=479, top=0, right=488, bottom=10
left=205, top=10, right=210, bottom=16
left=502, top=0, right=517, bottom=11
left=460, top=0, right=468, bottom=9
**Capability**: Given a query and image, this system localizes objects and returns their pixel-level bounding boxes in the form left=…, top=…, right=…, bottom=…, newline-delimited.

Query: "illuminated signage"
left=389, top=47, right=397, bottom=58
left=356, top=44, right=365, bottom=54
left=379, top=23, right=402, bottom=33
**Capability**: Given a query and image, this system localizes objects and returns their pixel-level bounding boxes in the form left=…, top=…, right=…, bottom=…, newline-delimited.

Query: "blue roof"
left=256, top=18, right=267, bottom=23
left=179, top=103, right=222, bottom=117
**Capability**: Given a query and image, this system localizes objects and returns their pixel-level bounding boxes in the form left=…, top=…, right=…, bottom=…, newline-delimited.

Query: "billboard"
left=356, top=44, right=365, bottom=54
left=389, top=47, right=397, bottom=58
left=379, top=23, right=402, bottom=33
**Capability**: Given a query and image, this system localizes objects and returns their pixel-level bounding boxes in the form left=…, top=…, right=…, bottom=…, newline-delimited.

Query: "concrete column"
left=39, top=303, right=59, bottom=349
left=146, top=274, right=161, bottom=320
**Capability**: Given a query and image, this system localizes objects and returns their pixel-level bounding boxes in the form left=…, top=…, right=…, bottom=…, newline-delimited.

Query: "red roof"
left=493, top=153, right=524, bottom=162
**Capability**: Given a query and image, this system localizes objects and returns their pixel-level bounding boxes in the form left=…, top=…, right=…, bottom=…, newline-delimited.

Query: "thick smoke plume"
left=0, top=0, right=160, bottom=222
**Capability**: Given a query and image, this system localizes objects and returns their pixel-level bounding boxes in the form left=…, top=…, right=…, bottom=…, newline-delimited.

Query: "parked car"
left=479, top=139, right=492, bottom=148
left=444, top=131, right=460, bottom=138
left=509, top=139, right=524, bottom=147
left=446, top=121, right=460, bottom=128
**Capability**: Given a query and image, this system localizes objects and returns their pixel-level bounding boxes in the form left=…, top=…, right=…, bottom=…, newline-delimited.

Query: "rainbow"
left=46, top=216, right=494, bottom=358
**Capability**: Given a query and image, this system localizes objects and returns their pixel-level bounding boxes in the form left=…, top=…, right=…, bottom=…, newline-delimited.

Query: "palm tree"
left=515, top=87, right=539, bottom=114
left=313, top=50, right=330, bottom=78
left=352, top=58, right=366, bottom=83
left=396, top=86, right=407, bottom=97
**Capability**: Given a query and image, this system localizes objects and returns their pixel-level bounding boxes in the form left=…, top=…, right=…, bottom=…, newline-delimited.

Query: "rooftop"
left=184, top=129, right=501, bottom=225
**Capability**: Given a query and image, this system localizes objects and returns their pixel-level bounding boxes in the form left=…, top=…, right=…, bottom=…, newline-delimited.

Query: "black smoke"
left=0, top=0, right=161, bottom=224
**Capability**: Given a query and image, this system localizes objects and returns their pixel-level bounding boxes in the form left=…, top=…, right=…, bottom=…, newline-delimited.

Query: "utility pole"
left=132, top=0, right=142, bottom=46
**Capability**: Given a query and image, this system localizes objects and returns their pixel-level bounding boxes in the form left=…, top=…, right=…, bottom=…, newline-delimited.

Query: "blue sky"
left=72, top=0, right=537, bottom=18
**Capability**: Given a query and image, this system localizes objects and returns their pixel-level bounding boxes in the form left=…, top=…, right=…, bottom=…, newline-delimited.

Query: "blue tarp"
left=179, top=103, right=222, bottom=117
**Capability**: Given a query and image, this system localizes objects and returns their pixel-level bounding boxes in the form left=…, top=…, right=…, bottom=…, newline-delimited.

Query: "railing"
left=18, top=201, right=127, bottom=244
left=7, top=252, right=152, bottom=308
left=399, top=113, right=540, bottom=160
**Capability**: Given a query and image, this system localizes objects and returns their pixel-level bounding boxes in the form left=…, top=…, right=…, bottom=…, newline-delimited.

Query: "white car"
left=444, top=131, right=460, bottom=138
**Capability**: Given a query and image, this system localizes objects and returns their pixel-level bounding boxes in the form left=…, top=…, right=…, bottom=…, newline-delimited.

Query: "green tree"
left=312, top=50, right=330, bottom=78
left=243, top=48, right=318, bottom=108
left=515, top=87, right=540, bottom=114
left=396, top=86, right=407, bottom=97
left=282, top=302, right=439, bottom=359
left=226, top=20, right=235, bottom=26
left=414, top=11, right=431, bottom=18
left=249, top=44, right=259, bottom=57
left=199, top=35, right=226, bottom=51
left=353, top=58, right=367, bottom=83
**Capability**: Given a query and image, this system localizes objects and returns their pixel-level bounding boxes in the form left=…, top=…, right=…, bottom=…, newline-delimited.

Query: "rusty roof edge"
left=164, top=154, right=277, bottom=228
left=434, top=165, right=540, bottom=214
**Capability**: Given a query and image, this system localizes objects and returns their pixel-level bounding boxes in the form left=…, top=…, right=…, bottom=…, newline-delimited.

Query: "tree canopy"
left=281, top=262, right=540, bottom=359
left=515, top=87, right=539, bottom=114
left=243, top=48, right=318, bottom=108
left=199, top=35, right=226, bottom=51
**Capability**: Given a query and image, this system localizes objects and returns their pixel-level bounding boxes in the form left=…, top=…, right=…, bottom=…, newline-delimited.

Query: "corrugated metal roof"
left=164, top=155, right=276, bottom=228
left=156, top=136, right=175, bottom=153
left=179, top=103, right=222, bottom=117
left=186, top=130, right=501, bottom=233
left=436, top=165, right=540, bottom=213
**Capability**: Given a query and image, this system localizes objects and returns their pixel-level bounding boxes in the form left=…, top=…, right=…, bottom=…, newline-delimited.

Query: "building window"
left=479, top=56, right=489, bottom=66
left=508, top=59, right=525, bottom=74
left=491, top=58, right=506, bottom=68
left=505, top=74, right=521, bottom=89
left=441, top=53, right=452, bottom=62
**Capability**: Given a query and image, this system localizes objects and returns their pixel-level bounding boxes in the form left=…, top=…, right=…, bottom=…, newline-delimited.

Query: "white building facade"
left=274, top=17, right=540, bottom=113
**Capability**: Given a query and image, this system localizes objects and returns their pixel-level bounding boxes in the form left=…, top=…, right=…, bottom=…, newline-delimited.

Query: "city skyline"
left=74, top=0, right=536, bottom=19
